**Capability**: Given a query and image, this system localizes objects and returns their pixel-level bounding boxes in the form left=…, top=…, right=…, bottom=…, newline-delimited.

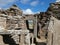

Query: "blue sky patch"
left=0, top=0, right=56, bottom=14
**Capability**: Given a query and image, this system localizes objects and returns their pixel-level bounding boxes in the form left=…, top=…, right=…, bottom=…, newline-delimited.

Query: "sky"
left=0, top=0, right=59, bottom=14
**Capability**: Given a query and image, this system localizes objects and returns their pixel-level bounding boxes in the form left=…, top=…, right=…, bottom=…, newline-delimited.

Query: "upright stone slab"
left=47, top=16, right=60, bottom=45
left=0, top=17, right=6, bottom=31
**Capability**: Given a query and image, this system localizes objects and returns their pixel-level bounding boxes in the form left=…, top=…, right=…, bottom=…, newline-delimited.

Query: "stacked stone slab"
left=0, top=4, right=23, bottom=45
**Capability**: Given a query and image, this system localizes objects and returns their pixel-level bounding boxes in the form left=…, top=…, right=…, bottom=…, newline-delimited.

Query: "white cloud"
left=30, top=1, right=39, bottom=6
left=23, top=9, right=34, bottom=14
left=20, top=0, right=30, bottom=4
left=23, top=9, right=40, bottom=15
left=56, top=0, right=60, bottom=2
left=0, top=0, right=15, bottom=8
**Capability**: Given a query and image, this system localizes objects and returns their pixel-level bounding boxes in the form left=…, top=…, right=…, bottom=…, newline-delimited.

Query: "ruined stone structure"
left=0, top=2, right=60, bottom=45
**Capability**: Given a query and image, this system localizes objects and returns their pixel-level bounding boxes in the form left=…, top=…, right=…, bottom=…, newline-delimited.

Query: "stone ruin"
left=0, top=2, right=60, bottom=45
left=0, top=4, right=49, bottom=45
